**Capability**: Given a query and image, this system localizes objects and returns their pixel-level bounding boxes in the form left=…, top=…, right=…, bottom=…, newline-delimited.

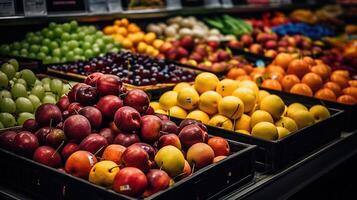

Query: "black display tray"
left=0, top=56, right=44, bottom=73
left=0, top=129, right=256, bottom=200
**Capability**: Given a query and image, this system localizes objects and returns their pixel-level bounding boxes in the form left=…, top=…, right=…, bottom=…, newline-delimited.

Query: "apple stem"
left=52, top=140, right=64, bottom=157
left=74, top=109, right=80, bottom=115
left=191, top=163, right=195, bottom=174
left=108, top=165, right=120, bottom=172
left=118, top=92, right=128, bottom=98
left=94, top=145, right=105, bottom=157
left=68, top=82, right=73, bottom=90
left=282, top=122, right=285, bottom=128
left=233, top=119, right=236, bottom=131
left=168, top=110, right=171, bottom=121
left=49, top=119, right=53, bottom=130
left=231, top=104, right=240, bottom=119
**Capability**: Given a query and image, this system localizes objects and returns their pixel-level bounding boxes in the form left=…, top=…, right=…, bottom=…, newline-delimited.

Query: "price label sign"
left=0, top=0, right=15, bottom=16
left=46, top=0, right=86, bottom=12
left=23, top=0, right=47, bottom=16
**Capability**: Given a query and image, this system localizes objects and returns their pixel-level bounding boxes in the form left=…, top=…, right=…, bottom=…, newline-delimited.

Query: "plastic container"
left=0, top=130, right=256, bottom=200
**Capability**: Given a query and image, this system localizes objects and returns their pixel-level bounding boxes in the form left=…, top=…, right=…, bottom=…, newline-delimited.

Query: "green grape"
left=110, top=47, right=119, bottom=53
left=0, top=71, right=9, bottom=89
left=42, top=94, right=56, bottom=104
left=61, top=32, right=70, bottom=41
left=28, top=53, right=36, bottom=58
left=93, top=47, right=101, bottom=56
left=21, top=42, right=30, bottom=50
left=77, top=32, right=85, bottom=40
left=34, top=80, right=42, bottom=86
left=8, top=59, right=19, bottom=72
left=45, top=30, right=55, bottom=39
left=61, top=45, right=69, bottom=54
left=31, top=85, right=45, bottom=100
left=82, top=42, right=91, bottom=50
left=40, top=46, right=49, bottom=54
left=30, top=44, right=40, bottom=53
left=52, top=48, right=61, bottom=57
left=70, top=21, right=78, bottom=31
left=14, top=72, right=21, bottom=78
left=84, top=49, right=93, bottom=58
left=73, top=55, right=81, bottom=61
left=11, top=83, right=27, bottom=98
left=50, top=78, right=63, bottom=94
left=70, top=33, right=78, bottom=41
left=37, top=52, right=46, bottom=60
left=41, top=27, right=49, bottom=36
left=28, top=94, right=41, bottom=109
left=68, top=40, right=78, bottom=49
left=61, top=57, right=67, bottom=63
left=103, top=35, right=113, bottom=44
left=16, top=97, right=34, bottom=113
left=1, top=63, right=16, bottom=80
left=41, top=77, right=51, bottom=84
left=17, top=112, right=35, bottom=126
left=0, top=97, right=16, bottom=113
left=49, top=22, right=57, bottom=30
left=43, top=56, right=52, bottom=64
left=84, top=35, right=94, bottom=43
left=20, top=49, right=28, bottom=57
left=0, top=122, right=4, bottom=129
left=0, top=113, right=16, bottom=127
left=0, top=90, right=12, bottom=99
left=10, top=50, right=19, bottom=57
left=20, top=69, right=36, bottom=85
left=61, top=84, right=70, bottom=96
left=73, top=48, right=83, bottom=55
left=16, top=78, right=27, bottom=88
left=42, top=38, right=51, bottom=46
left=66, top=51, right=75, bottom=61
left=0, top=45, right=10, bottom=55
left=51, top=57, right=60, bottom=63
left=30, top=36, right=41, bottom=44
left=49, top=41, right=59, bottom=49
left=43, top=83, right=50, bottom=91
left=13, top=42, right=21, bottom=50
left=95, top=31, right=103, bottom=38
left=62, top=23, right=71, bottom=32
left=105, top=43, right=114, bottom=51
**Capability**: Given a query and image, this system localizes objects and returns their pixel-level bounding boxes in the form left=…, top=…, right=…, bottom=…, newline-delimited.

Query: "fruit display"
left=159, top=36, right=252, bottom=72
left=103, top=18, right=166, bottom=57
left=124, top=0, right=165, bottom=10
left=226, top=53, right=357, bottom=105
left=0, top=59, right=71, bottom=128
left=0, top=21, right=120, bottom=64
left=0, top=72, right=234, bottom=198
left=272, top=23, right=335, bottom=40
left=247, top=12, right=290, bottom=28
left=48, top=52, right=196, bottom=86
left=146, top=16, right=233, bottom=41
left=203, top=15, right=253, bottom=38
left=151, top=72, right=332, bottom=140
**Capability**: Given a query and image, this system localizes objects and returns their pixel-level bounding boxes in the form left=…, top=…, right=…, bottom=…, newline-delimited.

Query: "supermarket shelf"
left=0, top=3, right=321, bottom=26
left=220, top=131, right=357, bottom=200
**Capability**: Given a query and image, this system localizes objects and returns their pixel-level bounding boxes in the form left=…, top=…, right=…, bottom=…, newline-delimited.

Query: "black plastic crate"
left=0, top=131, right=256, bottom=200
left=0, top=56, right=44, bottom=73
left=177, top=92, right=344, bottom=174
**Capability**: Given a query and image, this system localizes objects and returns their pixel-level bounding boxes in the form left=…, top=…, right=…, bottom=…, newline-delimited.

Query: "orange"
left=144, top=32, right=156, bottom=44
left=342, top=87, right=357, bottom=99
left=301, top=72, right=323, bottom=92
left=128, top=23, right=141, bottom=33
left=103, top=26, right=116, bottom=35
left=252, top=68, right=266, bottom=74
left=290, top=83, right=313, bottom=96
left=273, top=53, right=293, bottom=69
left=349, top=80, right=357, bottom=87
left=310, top=64, right=331, bottom=80
left=314, top=88, right=336, bottom=101
left=332, top=70, right=350, bottom=79
left=116, top=27, right=128, bottom=36
left=337, top=95, right=357, bottom=105
left=250, top=71, right=264, bottom=81
left=330, top=73, right=349, bottom=89
left=287, top=59, right=310, bottom=78
left=121, top=38, right=133, bottom=49
left=261, top=79, right=282, bottom=91
left=266, top=65, right=285, bottom=75
left=113, top=34, right=124, bottom=43
left=227, top=68, right=247, bottom=79
left=242, top=64, right=254, bottom=74
left=269, top=72, right=284, bottom=82
left=314, top=59, right=324, bottom=65
left=114, top=19, right=122, bottom=26
left=281, top=74, right=300, bottom=92
left=324, top=82, right=342, bottom=96
left=120, top=18, right=129, bottom=27
left=303, top=56, right=316, bottom=67
left=235, top=75, right=252, bottom=81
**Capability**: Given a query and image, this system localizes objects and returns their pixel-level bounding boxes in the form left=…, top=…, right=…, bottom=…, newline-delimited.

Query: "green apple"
left=16, top=97, right=34, bottom=113
left=42, top=94, right=56, bottom=104
left=11, top=83, right=27, bottom=98
left=28, top=94, right=41, bottom=109
left=0, top=121, right=4, bottom=129
left=0, top=97, right=16, bottom=113
left=16, top=78, right=27, bottom=88
left=20, top=69, right=37, bottom=85
left=0, top=90, right=12, bottom=99
left=0, top=71, right=9, bottom=89
left=0, top=113, right=16, bottom=127
left=31, top=85, right=45, bottom=100
left=155, top=145, right=185, bottom=177
left=1, top=63, right=16, bottom=80
left=7, top=59, right=19, bottom=72
left=17, top=112, right=35, bottom=126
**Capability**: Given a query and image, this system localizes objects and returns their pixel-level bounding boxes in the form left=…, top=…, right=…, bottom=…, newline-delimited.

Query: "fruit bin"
left=0, top=129, right=256, bottom=200
left=202, top=91, right=344, bottom=173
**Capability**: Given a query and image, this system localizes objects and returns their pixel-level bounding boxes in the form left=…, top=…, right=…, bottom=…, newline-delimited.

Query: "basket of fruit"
left=151, top=72, right=344, bottom=173
left=0, top=72, right=256, bottom=200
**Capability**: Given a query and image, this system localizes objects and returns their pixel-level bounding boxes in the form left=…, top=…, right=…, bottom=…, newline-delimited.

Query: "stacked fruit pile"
left=0, top=21, right=120, bottom=64
left=0, top=59, right=70, bottom=128
left=159, top=36, right=251, bottom=73
left=227, top=53, right=357, bottom=105
left=151, top=72, right=331, bottom=140
left=103, top=18, right=166, bottom=57
left=48, top=52, right=196, bottom=86
left=0, top=72, right=232, bottom=198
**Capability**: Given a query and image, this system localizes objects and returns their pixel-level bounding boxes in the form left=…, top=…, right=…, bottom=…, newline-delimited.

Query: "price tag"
left=256, top=59, right=266, bottom=68
left=47, top=0, right=86, bottom=12
left=88, top=0, right=107, bottom=13
left=166, top=0, right=182, bottom=9
left=23, top=0, right=47, bottom=16
left=107, top=0, right=122, bottom=12
left=0, top=0, right=15, bottom=16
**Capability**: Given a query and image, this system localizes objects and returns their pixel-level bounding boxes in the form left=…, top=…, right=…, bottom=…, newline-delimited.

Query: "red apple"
left=113, top=133, right=140, bottom=147
left=249, top=44, right=263, bottom=54
left=61, top=142, right=80, bottom=160
left=109, top=121, right=121, bottom=135
left=207, top=137, right=230, bottom=156
left=67, top=83, right=87, bottom=103
left=67, top=102, right=82, bottom=115
left=96, top=74, right=122, bottom=96
left=114, top=106, right=141, bottom=133
left=13, top=131, right=39, bottom=157
left=176, top=47, right=189, bottom=59
left=46, top=128, right=66, bottom=148
left=121, top=144, right=150, bottom=172
left=22, top=119, right=39, bottom=132
left=145, top=106, right=154, bottom=115
left=155, top=114, right=169, bottom=121
left=131, top=143, right=156, bottom=162
left=79, top=106, right=102, bottom=129
left=178, top=124, right=206, bottom=149
left=181, top=160, right=192, bottom=178
left=101, top=144, right=126, bottom=164
left=186, top=143, right=214, bottom=169
left=33, top=146, right=62, bottom=167
left=158, top=134, right=181, bottom=150
left=56, top=96, right=70, bottom=111
left=96, top=95, right=123, bottom=119
left=99, top=128, right=115, bottom=144
left=140, top=115, right=161, bottom=143
left=144, top=169, right=170, bottom=196
left=84, top=72, right=104, bottom=86
left=265, top=40, right=277, bottom=49
left=228, top=40, right=243, bottom=49
left=178, top=119, right=207, bottom=132
left=63, top=115, right=91, bottom=142
left=0, top=131, right=17, bottom=150
left=65, top=150, right=97, bottom=178
left=35, top=104, right=62, bottom=127
left=79, top=134, right=108, bottom=156
left=240, top=34, right=253, bottom=46
left=113, top=167, right=147, bottom=197
left=207, top=40, right=219, bottom=50
left=189, top=52, right=203, bottom=63
left=123, top=89, right=150, bottom=114
left=179, top=36, right=194, bottom=50
left=217, top=50, right=231, bottom=61
left=161, top=120, right=178, bottom=134
left=34, top=127, right=51, bottom=144
left=75, top=86, right=98, bottom=106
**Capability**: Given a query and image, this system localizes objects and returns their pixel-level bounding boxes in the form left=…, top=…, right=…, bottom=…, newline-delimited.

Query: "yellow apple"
left=218, top=96, right=244, bottom=119
left=198, top=91, right=222, bottom=115
left=260, top=95, right=285, bottom=119
left=216, top=79, right=239, bottom=97
left=186, top=110, right=210, bottom=124
left=234, top=114, right=251, bottom=132
left=289, top=110, right=315, bottom=129
left=155, top=145, right=185, bottom=177
left=194, top=72, right=219, bottom=94
left=232, top=87, right=257, bottom=113
left=159, top=91, right=178, bottom=110
left=309, top=105, right=330, bottom=122
left=251, top=122, right=278, bottom=140
left=177, top=87, right=199, bottom=110
left=275, top=116, right=298, bottom=132
left=208, top=115, right=233, bottom=130
left=250, top=110, right=274, bottom=128
left=89, top=161, right=119, bottom=187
